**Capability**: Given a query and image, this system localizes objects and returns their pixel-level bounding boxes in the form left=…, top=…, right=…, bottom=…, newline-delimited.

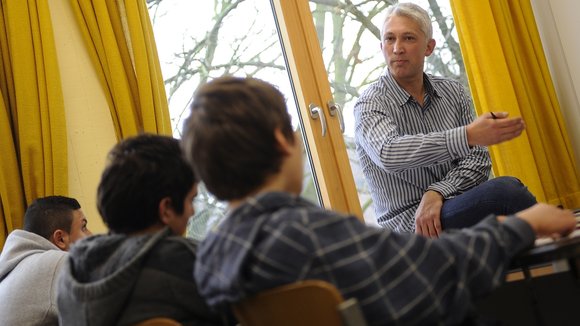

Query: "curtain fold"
left=69, top=0, right=171, bottom=139
left=0, top=0, right=68, bottom=249
left=450, top=0, right=580, bottom=208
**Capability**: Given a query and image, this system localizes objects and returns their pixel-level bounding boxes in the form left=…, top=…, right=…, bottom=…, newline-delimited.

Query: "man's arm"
left=408, top=86, right=490, bottom=238
left=418, top=143, right=490, bottom=238
left=414, top=85, right=525, bottom=237
left=426, top=86, right=492, bottom=199
left=354, top=92, right=473, bottom=174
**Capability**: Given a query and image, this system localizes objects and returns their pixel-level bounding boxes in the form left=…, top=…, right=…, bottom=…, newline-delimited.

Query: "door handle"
left=309, top=103, right=327, bottom=137
left=327, top=101, right=345, bottom=133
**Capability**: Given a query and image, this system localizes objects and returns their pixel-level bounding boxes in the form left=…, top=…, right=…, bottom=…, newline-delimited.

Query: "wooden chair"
left=133, top=317, right=182, bottom=326
left=233, top=280, right=367, bottom=326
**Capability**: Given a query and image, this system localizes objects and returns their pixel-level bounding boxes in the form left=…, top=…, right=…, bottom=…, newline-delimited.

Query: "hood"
left=0, top=230, right=61, bottom=280
left=61, top=227, right=171, bottom=296
left=57, top=228, right=171, bottom=326
left=67, top=228, right=169, bottom=284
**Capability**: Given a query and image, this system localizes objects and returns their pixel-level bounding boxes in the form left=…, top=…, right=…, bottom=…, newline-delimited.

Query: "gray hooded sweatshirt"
left=0, top=230, right=67, bottom=326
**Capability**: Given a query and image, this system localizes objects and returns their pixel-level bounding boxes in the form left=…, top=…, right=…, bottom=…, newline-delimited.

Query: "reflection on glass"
left=147, top=0, right=319, bottom=239
left=309, top=0, right=468, bottom=225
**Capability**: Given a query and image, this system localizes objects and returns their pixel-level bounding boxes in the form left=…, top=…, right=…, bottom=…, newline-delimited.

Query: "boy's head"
left=97, top=133, right=197, bottom=235
left=182, top=76, right=302, bottom=201
left=24, top=196, right=91, bottom=250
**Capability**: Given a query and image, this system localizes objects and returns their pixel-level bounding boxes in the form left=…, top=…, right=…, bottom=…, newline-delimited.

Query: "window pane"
left=148, top=0, right=320, bottom=239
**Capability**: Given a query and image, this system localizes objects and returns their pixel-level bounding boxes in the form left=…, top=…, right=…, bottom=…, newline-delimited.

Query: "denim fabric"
left=441, top=176, right=537, bottom=230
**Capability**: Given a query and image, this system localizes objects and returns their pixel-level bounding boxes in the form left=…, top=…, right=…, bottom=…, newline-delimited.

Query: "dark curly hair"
left=97, top=133, right=197, bottom=233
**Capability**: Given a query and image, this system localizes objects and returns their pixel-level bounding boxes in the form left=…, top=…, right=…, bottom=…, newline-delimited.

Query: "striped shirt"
left=194, top=192, right=535, bottom=325
left=355, top=70, right=491, bottom=232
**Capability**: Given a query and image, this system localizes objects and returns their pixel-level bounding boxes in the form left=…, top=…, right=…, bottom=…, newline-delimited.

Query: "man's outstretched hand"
left=466, top=112, right=525, bottom=146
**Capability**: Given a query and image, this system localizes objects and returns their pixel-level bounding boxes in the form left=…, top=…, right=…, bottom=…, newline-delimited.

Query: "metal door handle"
left=327, top=101, right=345, bottom=133
left=309, top=103, right=327, bottom=137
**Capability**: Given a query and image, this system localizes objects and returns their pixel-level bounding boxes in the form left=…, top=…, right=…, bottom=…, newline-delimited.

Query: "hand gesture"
left=414, top=190, right=444, bottom=238
left=466, top=112, right=525, bottom=146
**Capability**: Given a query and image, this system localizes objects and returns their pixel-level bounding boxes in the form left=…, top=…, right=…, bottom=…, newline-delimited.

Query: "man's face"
left=54, top=209, right=92, bottom=250
left=68, top=209, right=92, bottom=244
left=381, top=15, right=435, bottom=84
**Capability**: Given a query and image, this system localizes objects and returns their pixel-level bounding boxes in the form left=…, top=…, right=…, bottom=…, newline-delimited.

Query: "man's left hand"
left=414, top=190, right=444, bottom=238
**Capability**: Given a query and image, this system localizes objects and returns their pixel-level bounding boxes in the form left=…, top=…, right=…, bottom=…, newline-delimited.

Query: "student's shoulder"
left=144, top=236, right=197, bottom=266
left=143, top=236, right=198, bottom=272
left=35, top=247, right=68, bottom=267
left=160, top=235, right=197, bottom=253
left=273, top=204, right=356, bottom=230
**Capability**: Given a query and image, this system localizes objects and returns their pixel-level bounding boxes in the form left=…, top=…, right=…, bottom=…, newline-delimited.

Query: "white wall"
left=531, top=0, right=580, bottom=166
left=49, top=0, right=116, bottom=234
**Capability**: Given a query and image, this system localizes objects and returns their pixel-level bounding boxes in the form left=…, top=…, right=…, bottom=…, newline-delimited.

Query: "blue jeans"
left=441, top=176, right=537, bottom=230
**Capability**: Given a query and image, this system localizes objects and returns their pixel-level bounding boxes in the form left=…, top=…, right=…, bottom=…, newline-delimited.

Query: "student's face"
left=381, top=15, right=435, bottom=84
left=167, top=184, right=197, bottom=236
left=288, top=131, right=304, bottom=195
left=65, top=209, right=92, bottom=247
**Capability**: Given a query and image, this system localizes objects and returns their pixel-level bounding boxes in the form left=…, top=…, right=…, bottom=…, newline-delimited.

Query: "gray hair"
left=382, top=2, right=433, bottom=41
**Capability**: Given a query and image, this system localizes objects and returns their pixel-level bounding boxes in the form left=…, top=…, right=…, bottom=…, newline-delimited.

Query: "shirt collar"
left=380, top=69, right=441, bottom=106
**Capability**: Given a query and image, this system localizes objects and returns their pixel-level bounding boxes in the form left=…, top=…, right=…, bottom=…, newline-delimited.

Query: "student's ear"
left=158, top=197, right=175, bottom=226
left=274, top=128, right=292, bottom=155
left=51, top=229, right=69, bottom=251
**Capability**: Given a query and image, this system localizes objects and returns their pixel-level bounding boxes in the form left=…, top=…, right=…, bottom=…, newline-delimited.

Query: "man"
left=354, top=2, right=537, bottom=237
left=57, top=134, right=227, bottom=326
left=182, top=76, right=576, bottom=325
left=0, top=196, right=91, bottom=325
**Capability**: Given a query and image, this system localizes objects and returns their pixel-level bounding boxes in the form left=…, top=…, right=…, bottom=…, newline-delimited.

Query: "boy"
left=182, top=76, right=575, bottom=325
left=58, top=134, right=226, bottom=325
left=0, top=196, right=91, bottom=325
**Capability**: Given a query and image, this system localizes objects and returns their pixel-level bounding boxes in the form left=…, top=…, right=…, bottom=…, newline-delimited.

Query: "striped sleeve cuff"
left=427, top=181, right=457, bottom=198
left=445, top=126, right=471, bottom=159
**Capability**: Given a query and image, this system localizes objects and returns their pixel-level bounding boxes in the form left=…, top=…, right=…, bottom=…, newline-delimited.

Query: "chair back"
left=132, top=317, right=182, bottom=326
left=233, top=280, right=367, bottom=326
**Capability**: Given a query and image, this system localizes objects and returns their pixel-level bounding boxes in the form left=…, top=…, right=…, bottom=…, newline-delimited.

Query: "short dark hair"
left=23, top=196, right=81, bottom=240
left=97, top=133, right=197, bottom=233
left=182, top=76, right=294, bottom=200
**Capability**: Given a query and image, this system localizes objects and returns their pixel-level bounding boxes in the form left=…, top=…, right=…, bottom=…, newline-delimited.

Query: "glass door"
left=147, top=0, right=362, bottom=239
left=307, top=0, right=469, bottom=225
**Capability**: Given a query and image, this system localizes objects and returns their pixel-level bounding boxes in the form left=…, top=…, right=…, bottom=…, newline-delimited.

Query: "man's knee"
left=487, top=176, right=537, bottom=206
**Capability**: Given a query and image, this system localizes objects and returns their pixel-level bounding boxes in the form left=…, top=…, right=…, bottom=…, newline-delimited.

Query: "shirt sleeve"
left=355, top=83, right=491, bottom=198
left=355, top=87, right=476, bottom=174
left=428, top=87, right=491, bottom=198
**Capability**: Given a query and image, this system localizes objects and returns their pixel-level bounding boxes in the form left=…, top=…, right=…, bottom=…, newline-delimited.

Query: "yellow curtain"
left=0, top=0, right=68, bottom=249
left=69, top=0, right=171, bottom=139
left=450, top=0, right=580, bottom=208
